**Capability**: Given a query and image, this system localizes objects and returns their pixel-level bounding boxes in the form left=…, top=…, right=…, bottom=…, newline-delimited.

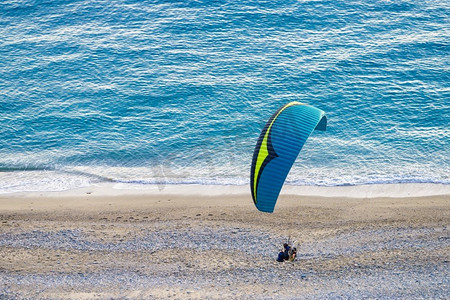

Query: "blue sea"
left=0, top=0, right=448, bottom=194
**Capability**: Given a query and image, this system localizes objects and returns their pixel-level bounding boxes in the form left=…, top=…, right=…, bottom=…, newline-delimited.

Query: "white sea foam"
left=1, top=167, right=449, bottom=198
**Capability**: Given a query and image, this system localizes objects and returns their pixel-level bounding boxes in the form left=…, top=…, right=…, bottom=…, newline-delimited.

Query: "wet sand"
left=0, top=185, right=449, bottom=299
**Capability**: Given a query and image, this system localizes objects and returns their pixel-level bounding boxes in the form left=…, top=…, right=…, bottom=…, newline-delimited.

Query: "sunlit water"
left=1, top=0, right=448, bottom=193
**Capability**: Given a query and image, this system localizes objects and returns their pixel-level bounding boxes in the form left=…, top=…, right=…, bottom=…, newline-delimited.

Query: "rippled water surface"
left=1, top=0, right=449, bottom=192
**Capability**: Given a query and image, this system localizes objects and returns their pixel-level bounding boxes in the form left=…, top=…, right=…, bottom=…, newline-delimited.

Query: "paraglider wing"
left=250, top=102, right=327, bottom=213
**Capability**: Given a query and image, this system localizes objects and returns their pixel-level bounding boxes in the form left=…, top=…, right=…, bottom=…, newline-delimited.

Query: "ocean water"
left=0, top=0, right=449, bottom=193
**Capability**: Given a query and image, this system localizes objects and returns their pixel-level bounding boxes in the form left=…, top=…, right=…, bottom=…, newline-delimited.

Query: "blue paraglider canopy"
left=250, top=102, right=327, bottom=213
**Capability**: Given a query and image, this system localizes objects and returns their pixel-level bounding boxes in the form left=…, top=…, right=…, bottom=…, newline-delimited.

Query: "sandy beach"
left=1, top=184, right=449, bottom=299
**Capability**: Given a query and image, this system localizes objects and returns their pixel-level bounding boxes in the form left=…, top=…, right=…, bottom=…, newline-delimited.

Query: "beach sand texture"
left=1, top=185, right=449, bottom=299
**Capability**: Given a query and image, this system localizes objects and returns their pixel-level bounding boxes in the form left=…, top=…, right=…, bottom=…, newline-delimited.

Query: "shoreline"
left=2, top=182, right=450, bottom=199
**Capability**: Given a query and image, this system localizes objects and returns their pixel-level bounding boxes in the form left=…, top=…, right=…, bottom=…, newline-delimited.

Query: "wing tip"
left=315, top=115, right=327, bottom=131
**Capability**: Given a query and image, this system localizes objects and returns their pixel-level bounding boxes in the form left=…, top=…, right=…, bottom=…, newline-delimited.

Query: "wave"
left=0, top=166, right=448, bottom=195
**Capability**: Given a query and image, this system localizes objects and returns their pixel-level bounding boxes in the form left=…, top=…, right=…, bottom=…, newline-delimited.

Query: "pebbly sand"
left=0, top=184, right=449, bottom=299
